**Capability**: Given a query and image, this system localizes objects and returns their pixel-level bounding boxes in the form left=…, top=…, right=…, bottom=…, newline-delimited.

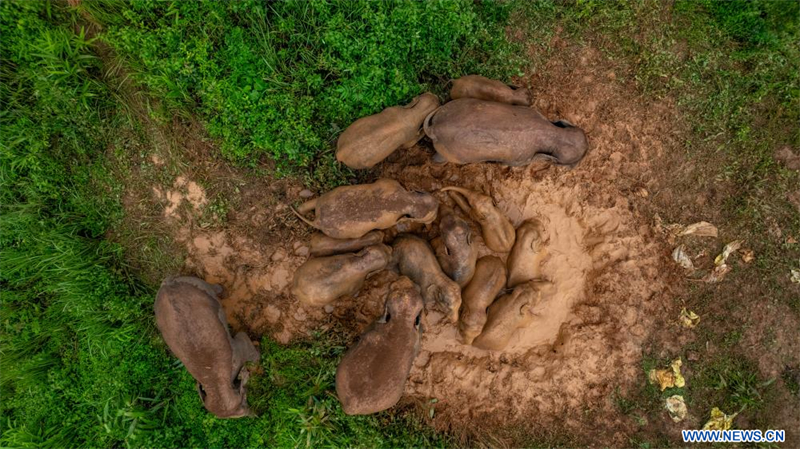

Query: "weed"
left=694, top=356, right=773, bottom=413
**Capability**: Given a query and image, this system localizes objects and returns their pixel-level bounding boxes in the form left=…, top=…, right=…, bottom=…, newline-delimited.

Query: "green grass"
left=95, top=0, right=524, bottom=180
left=2, top=0, right=798, bottom=447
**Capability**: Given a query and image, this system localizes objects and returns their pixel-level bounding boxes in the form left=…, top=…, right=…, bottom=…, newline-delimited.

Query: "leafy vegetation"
left=98, top=0, right=523, bottom=176
left=2, top=0, right=798, bottom=447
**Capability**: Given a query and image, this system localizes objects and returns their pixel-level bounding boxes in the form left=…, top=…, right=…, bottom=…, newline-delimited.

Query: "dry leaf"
left=679, top=308, right=700, bottom=328
left=787, top=236, right=798, bottom=244
left=671, top=358, right=685, bottom=388
left=702, top=407, right=737, bottom=431
left=665, top=395, right=687, bottom=422
left=740, top=249, right=754, bottom=263
left=791, top=269, right=800, bottom=284
left=714, top=240, right=743, bottom=266
left=672, top=245, right=695, bottom=271
left=679, top=221, right=718, bottom=238
left=703, top=264, right=731, bottom=283
left=648, top=358, right=685, bottom=391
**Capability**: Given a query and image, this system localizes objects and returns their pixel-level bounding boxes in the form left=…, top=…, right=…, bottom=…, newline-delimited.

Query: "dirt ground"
left=114, top=37, right=798, bottom=447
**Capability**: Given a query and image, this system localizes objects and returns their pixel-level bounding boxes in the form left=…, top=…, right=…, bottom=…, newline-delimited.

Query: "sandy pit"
left=142, top=45, right=680, bottom=444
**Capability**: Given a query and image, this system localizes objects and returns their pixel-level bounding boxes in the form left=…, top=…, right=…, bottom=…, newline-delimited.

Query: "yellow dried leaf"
left=702, top=407, right=737, bottom=431
left=648, top=358, right=685, bottom=390
left=714, top=240, right=743, bottom=266
left=741, top=249, right=754, bottom=263
left=649, top=368, right=674, bottom=391
left=679, top=308, right=700, bottom=328
left=665, top=395, right=687, bottom=422
left=671, top=358, right=685, bottom=388
left=679, top=221, right=718, bottom=238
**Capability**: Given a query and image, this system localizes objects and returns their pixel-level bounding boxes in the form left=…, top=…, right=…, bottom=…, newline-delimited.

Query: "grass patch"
left=93, top=0, right=524, bottom=181
left=692, top=355, right=775, bottom=415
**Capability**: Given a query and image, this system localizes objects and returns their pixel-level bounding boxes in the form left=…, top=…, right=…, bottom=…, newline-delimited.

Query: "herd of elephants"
left=154, top=75, right=589, bottom=418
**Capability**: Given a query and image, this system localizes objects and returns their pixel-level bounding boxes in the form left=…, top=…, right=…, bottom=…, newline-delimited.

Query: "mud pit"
left=146, top=46, right=677, bottom=442
left=379, top=152, right=665, bottom=433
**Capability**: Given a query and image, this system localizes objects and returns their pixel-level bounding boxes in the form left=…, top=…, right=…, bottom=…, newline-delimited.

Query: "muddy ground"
left=113, top=38, right=799, bottom=447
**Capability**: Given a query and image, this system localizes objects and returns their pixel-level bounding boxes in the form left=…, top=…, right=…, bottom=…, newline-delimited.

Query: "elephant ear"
left=519, top=302, right=534, bottom=318
left=237, top=365, right=250, bottom=390
left=518, top=289, right=538, bottom=318
left=196, top=382, right=208, bottom=403
left=425, top=284, right=442, bottom=305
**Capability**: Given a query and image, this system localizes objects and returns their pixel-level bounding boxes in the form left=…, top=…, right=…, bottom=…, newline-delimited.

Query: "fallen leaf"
left=671, top=358, right=685, bottom=388
left=702, top=407, right=737, bottom=431
left=648, top=358, right=685, bottom=391
left=672, top=245, right=695, bottom=271
left=788, top=236, right=798, bottom=244
left=740, top=249, right=754, bottom=263
left=665, top=395, right=687, bottom=422
left=703, top=264, right=731, bottom=283
left=679, top=308, right=700, bottom=328
left=791, top=269, right=800, bottom=284
left=714, top=240, right=743, bottom=266
left=679, top=221, right=718, bottom=238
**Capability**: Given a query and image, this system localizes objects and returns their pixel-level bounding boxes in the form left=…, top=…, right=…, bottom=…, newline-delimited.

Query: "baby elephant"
left=450, top=75, right=532, bottom=106
left=392, top=234, right=462, bottom=323
left=472, top=280, right=555, bottom=351
left=424, top=98, right=588, bottom=167
left=336, top=92, right=440, bottom=169
left=443, top=187, right=515, bottom=253
left=155, top=276, right=260, bottom=418
left=507, top=219, right=549, bottom=288
left=459, top=256, right=507, bottom=345
left=431, top=205, right=477, bottom=287
left=309, top=231, right=385, bottom=257
left=292, top=178, right=439, bottom=239
left=336, top=277, right=423, bottom=415
left=291, top=244, right=392, bottom=306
